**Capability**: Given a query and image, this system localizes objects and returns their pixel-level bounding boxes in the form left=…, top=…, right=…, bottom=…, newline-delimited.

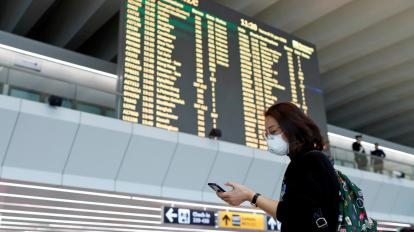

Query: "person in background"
left=370, top=143, right=386, bottom=174
left=352, top=135, right=367, bottom=170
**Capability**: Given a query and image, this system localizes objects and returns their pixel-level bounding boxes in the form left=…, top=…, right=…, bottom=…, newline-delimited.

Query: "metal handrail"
left=329, top=145, right=414, bottom=180
left=0, top=65, right=122, bottom=97
left=0, top=65, right=121, bottom=113
left=330, top=145, right=411, bottom=167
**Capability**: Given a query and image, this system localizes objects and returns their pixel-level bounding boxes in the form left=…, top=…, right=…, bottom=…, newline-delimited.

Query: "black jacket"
left=276, top=150, right=340, bottom=232
left=352, top=142, right=365, bottom=153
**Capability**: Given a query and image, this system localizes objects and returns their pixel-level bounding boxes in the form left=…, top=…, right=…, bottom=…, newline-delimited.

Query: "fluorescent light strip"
left=328, top=132, right=414, bottom=158
left=0, top=182, right=265, bottom=213
left=377, top=227, right=398, bottom=232
left=377, top=221, right=412, bottom=227
left=49, top=223, right=171, bottom=232
left=0, top=182, right=131, bottom=199
left=0, top=193, right=160, bottom=212
left=50, top=222, right=179, bottom=232
left=0, top=209, right=161, bottom=224
left=1, top=221, right=54, bottom=228
left=3, top=215, right=162, bottom=229
left=2, top=216, right=233, bottom=232
left=0, top=225, right=80, bottom=232
left=49, top=224, right=180, bottom=232
left=0, top=43, right=117, bottom=79
left=0, top=222, right=85, bottom=232
left=1, top=221, right=171, bottom=232
left=0, top=202, right=161, bottom=219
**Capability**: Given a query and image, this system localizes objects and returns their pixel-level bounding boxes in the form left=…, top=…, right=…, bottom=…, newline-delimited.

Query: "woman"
left=217, top=102, right=339, bottom=232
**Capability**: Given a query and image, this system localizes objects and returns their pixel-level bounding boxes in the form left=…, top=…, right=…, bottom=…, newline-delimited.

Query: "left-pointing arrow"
left=166, top=208, right=178, bottom=223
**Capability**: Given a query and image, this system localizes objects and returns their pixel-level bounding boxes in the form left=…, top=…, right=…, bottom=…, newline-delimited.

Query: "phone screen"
left=208, top=183, right=226, bottom=192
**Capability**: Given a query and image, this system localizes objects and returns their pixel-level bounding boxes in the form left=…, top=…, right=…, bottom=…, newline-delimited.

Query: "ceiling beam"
left=31, top=0, right=110, bottom=48
left=294, top=0, right=414, bottom=49
left=324, top=58, right=414, bottom=111
left=321, top=35, right=414, bottom=94
left=77, top=13, right=119, bottom=62
left=393, top=134, right=414, bottom=147
left=381, top=121, right=414, bottom=140
left=254, top=0, right=352, bottom=33
left=360, top=108, right=414, bottom=136
left=212, top=0, right=252, bottom=12
left=337, top=96, right=414, bottom=130
left=0, top=0, right=32, bottom=32
left=246, top=0, right=281, bottom=17
left=12, top=0, right=55, bottom=35
left=65, top=0, right=119, bottom=50
left=327, top=79, right=414, bottom=123
left=318, top=6, right=414, bottom=73
left=216, top=0, right=281, bottom=17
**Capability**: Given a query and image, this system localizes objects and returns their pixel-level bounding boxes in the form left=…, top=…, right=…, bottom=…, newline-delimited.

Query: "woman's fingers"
left=221, top=195, right=241, bottom=206
left=224, top=181, right=237, bottom=189
left=220, top=197, right=232, bottom=204
left=217, top=193, right=232, bottom=204
left=217, top=182, right=248, bottom=207
left=217, top=191, right=229, bottom=198
left=219, top=194, right=230, bottom=200
left=217, top=192, right=234, bottom=204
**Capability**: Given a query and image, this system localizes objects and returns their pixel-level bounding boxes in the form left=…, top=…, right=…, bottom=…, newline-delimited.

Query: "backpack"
left=336, top=170, right=377, bottom=232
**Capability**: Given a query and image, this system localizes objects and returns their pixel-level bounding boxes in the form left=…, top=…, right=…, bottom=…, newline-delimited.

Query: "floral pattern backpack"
left=336, top=170, right=377, bottom=232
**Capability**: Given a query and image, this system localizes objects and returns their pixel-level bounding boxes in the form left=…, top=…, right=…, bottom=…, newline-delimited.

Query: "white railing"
left=330, top=145, right=414, bottom=180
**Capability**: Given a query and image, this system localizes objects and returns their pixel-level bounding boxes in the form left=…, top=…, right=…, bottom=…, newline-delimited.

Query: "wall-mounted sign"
left=13, top=56, right=42, bottom=72
left=218, top=211, right=265, bottom=230
left=267, top=215, right=281, bottom=231
left=163, top=207, right=215, bottom=226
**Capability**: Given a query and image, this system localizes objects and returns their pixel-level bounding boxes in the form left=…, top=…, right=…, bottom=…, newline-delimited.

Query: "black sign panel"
left=267, top=215, right=281, bottom=231
left=163, top=207, right=215, bottom=226
left=119, top=0, right=328, bottom=149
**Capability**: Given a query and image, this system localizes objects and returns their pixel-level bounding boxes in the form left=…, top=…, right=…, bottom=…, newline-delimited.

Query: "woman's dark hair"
left=264, top=102, right=324, bottom=156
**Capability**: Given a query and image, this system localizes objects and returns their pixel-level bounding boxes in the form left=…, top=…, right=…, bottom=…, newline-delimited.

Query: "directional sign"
left=218, top=211, right=265, bottom=230
left=165, top=207, right=178, bottom=223
left=163, top=207, right=215, bottom=226
left=266, top=216, right=281, bottom=231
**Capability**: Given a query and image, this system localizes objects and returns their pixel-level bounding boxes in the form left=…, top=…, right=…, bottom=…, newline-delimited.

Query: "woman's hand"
left=217, top=182, right=255, bottom=206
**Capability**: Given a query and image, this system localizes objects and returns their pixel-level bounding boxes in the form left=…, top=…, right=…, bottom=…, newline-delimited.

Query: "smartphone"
left=208, top=183, right=226, bottom=192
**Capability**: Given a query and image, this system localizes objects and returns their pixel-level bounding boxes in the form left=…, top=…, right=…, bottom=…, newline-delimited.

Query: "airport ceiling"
left=0, top=0, right=414, bottom=148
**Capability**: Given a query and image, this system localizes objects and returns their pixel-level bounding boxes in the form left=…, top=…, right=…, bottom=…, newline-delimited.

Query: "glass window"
left=61, top=99, right=73, bottom=109
left=105, top=109, right=116, bottom=118
left=0, top=66, right=7, bottom=84
left=76, top=102, right=102, bottom=115
left=10, top=88, right=41, bottom=102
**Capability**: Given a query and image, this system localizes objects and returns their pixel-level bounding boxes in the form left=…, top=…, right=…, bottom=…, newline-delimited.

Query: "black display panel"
left=118, top=0, right=328, bottom=150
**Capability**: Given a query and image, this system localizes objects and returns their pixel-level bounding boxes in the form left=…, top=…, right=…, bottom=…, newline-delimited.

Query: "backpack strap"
left=303, top=151, right=332, bottom=231
left=313, top=208, right=329, bottom=231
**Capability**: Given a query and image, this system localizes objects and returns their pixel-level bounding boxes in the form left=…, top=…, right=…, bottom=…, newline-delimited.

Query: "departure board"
left=118, top=0, right=328, bottom=149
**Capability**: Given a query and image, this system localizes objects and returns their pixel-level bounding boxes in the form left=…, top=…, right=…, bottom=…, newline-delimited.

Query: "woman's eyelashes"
left=270, top=129, right=279, bottom=135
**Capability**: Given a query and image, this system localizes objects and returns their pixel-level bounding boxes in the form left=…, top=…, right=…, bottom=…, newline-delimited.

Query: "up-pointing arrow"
left=222, top=214, right=230, bottom=225
left=166, top=208, right=178, bottom=223
left=268, top=217, right=277, bottom=230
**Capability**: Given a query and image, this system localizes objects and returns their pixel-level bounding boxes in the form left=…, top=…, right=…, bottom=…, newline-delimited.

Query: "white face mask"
left=266, top=133, right=289, bottom=156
